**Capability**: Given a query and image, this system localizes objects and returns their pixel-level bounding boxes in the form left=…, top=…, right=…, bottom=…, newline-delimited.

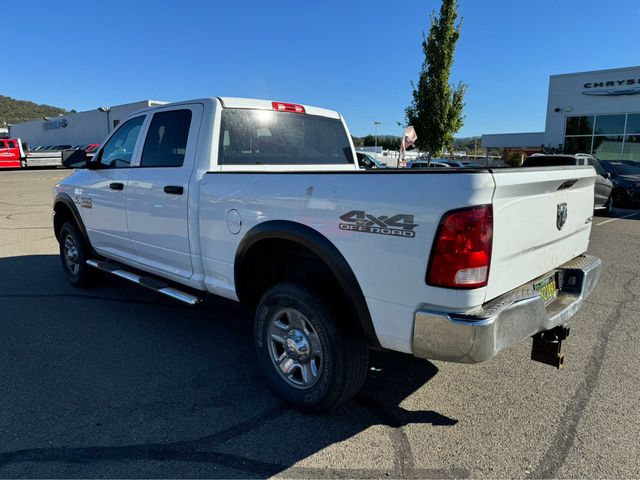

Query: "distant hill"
left=0, top=95, right=69, bottom=126
left=453, top=136, right=481, bottom=151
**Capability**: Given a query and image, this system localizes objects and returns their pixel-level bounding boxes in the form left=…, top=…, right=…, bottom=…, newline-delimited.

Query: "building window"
left=623, top=135, right=640, bottom=161
left=565, top=116, right=594, bottom=135
left=564, top=113, right=640, bottom=161
left=593, top=114, right=625, bottom=135
left=625, top=114, right=640, bottom=135
left=592, top=136, right=623, bottom=160
left=564, top=136, right=592, bottom=154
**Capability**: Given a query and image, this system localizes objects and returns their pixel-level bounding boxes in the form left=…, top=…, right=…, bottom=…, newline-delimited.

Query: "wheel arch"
left=235, top=220, right=380, bottom=347
left=53, top=194, right=91, bottom=247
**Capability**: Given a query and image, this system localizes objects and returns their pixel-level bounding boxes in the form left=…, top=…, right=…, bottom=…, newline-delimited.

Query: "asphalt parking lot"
left=1, top=168, right=639, bottom=478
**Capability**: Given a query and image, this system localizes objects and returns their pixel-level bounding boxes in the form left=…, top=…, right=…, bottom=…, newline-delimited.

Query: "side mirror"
left=62, top=149, right=100, bottom=169
left=605, top=172, right=612, bottom=179
left=62, top=149, right=88, bottom=168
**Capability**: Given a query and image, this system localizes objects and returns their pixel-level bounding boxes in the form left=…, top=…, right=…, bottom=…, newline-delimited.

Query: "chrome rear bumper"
left=412, top=255, right=601, bottom=363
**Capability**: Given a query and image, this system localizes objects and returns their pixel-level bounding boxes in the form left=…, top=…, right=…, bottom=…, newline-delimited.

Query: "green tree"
left=405, top=0, right=467, bottom=156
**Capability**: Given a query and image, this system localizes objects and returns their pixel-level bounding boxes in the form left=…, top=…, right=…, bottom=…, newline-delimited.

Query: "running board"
left=86, top=259, right=201, bottom=306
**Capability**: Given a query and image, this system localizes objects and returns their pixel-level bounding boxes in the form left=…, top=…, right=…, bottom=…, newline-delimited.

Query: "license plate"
left=534, top=275, right=558, bottom=305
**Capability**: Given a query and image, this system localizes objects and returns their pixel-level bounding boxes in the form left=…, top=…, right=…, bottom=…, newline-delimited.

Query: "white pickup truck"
left=53, top=97, right=601, bottom=411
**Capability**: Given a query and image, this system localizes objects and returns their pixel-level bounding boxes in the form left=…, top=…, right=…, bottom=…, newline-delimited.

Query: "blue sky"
left=2, top=0, right=639, bottom=137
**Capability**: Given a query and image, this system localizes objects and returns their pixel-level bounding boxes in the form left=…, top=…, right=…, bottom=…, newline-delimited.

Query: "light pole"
left=98, top=107, right=112, bottom=134
left=372, top=121, right=382, bottom=150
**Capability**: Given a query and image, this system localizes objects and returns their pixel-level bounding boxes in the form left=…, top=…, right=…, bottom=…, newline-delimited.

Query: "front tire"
left=59, top=221, right=92, bottom=288
left=254, top=282, right=369, bottom=412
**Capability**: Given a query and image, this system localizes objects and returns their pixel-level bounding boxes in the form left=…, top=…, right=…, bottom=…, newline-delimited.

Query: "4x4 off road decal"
left=339, top=210, right=418, bottom=238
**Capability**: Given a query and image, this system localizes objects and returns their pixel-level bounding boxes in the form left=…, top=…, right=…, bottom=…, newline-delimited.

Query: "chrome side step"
left=86, top=259, right=201, bottom=306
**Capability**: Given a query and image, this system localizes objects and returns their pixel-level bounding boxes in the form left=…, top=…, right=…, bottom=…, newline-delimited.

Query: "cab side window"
left=97, top=116, right=145, bottom=168
left=140, top=109, right=192, bottom=168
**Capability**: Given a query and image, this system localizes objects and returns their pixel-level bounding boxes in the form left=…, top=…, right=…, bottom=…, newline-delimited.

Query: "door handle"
left=164, top=185, right=184, bottom=195
left=109, top=182, right=124, bottom=190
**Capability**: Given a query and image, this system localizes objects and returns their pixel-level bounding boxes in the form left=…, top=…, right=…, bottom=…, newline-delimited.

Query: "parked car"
left=522, top=154, right=614, bottom=215
left=600, top=160, right=640, bottom=207
left=408, top=158, right=456, bottom=168
left=54, top=97, right=601, bottom=412
left=441, top=159, right=464, bottom=167
left=461, top=160, right=482, bottom=167
left=356, top=151, right=386, bottom=169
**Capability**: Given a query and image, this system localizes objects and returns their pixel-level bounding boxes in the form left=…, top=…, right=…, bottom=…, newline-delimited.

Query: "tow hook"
left=531, top=326, right=570, bottom=369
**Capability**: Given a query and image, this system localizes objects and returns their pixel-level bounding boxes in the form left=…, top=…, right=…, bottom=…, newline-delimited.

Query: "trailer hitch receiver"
left=531, top=326, right=570, bottom=369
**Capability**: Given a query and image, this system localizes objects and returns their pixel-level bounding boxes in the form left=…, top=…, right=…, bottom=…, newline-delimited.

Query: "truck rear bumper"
left=412, top=255, right=601, bottom=363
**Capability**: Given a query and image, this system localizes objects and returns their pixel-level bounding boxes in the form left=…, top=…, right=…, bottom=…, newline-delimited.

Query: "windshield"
left=219, top=109, right=354, bottom=165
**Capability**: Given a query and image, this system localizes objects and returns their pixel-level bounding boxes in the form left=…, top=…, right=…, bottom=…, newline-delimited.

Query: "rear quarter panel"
left=199, top=171, right=495, bottom=353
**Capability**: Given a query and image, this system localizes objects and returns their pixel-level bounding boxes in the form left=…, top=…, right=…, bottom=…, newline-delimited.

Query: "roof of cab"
left=123, top=97, right=341, bottom=121
left=217, top=97, right=341, bottom=119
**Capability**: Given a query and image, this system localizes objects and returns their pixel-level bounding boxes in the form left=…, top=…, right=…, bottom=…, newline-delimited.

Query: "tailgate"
left=486, top=166, right=595, bottom=301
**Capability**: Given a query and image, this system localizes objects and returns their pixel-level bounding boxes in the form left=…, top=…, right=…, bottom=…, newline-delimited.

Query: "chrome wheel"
left=267, top=307, right=323, bottom=389
left=63, top=234, right=80, bottom=276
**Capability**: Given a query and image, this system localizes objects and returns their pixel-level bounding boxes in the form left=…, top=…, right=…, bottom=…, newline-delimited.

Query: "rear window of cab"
left=219, top=109, right=354, bottom=165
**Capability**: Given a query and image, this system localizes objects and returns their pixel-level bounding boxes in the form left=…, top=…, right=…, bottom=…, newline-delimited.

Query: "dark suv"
left=522, top=154, right=614, bottom=215
left=600, top=160, right=640, bottom=208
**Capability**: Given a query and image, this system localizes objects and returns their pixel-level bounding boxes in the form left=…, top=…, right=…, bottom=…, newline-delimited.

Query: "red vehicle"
left=0, top=138, right=26, bottom=168
left=0, top=139, right=101, bottom=169
left=84, top=143, right=101, bottom=153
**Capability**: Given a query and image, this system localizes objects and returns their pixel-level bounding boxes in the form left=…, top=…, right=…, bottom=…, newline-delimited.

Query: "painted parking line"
left=594, top=212, right=640, bottom=226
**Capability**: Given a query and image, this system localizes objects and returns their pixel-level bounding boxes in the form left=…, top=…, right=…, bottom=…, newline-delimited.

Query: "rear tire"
left=59, top=221, right=92, bottom=288
left=603, top=194, right=614, bottom=216
left=595, top=194, right=614, bottom=217
left=254, top=281, right=369, bottom=412
left=613, top=189, right=629, bottom=209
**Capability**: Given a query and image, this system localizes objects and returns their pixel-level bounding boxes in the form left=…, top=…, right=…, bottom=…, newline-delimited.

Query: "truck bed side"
left=198, top=170, right=496, bottom=353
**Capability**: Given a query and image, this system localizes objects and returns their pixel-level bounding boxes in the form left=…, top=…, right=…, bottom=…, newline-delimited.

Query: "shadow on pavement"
left=0, top=254, right=461, bottom=478
left=606, top=206, right=640, bottom=219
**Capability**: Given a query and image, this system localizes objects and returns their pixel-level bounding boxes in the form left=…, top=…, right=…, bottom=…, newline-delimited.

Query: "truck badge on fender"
left=339, top=210, right=418, bottom=238
left=75, top=195, right=92, bottom=209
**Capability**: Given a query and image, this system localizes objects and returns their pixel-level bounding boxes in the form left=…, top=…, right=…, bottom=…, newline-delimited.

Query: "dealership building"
left=9, top=100, right=166, bottom=147
left=482, top=66, right=640, bottom=162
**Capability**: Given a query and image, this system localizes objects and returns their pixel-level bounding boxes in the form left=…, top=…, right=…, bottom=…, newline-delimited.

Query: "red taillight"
left=272, top=101, right=306, bottom=114
left=427, top=205, right=493, bottom=289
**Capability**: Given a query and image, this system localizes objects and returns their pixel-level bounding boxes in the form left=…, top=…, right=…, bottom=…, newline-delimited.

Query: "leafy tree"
left=405, top=0, right=467, bottom=157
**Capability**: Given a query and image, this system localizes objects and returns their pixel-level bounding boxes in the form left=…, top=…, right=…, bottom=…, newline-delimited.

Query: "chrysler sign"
left=583, top=78, right=640, bottom=96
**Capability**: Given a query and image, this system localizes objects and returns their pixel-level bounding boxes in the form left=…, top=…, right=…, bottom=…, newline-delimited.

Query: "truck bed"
left=197, top=166, right=595, bottom=352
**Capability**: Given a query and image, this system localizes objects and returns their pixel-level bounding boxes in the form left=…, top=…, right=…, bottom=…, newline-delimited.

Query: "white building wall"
left=543, top=66, right=640, bottom=148
left=9, top=100, right=166, bottom=146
